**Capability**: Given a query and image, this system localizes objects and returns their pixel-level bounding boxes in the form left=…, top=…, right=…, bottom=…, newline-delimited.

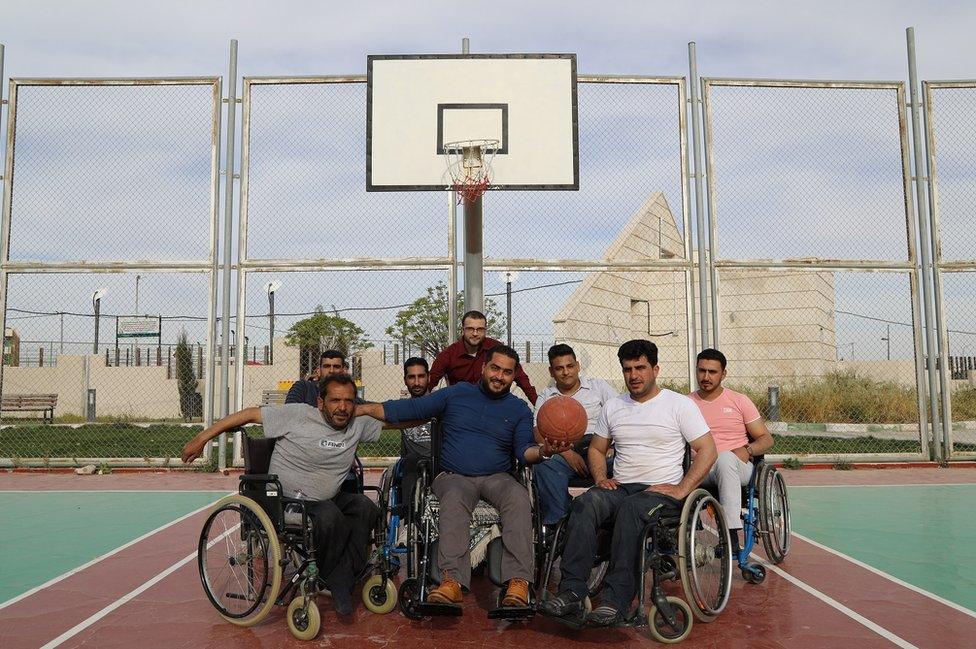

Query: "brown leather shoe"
left=501, top=578, right=530, bottom=607
left=426, top=578, right=463, bottom=606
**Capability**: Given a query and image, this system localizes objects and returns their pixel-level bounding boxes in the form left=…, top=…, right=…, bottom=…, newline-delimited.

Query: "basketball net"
left=443, top=139, right=498, bottom=205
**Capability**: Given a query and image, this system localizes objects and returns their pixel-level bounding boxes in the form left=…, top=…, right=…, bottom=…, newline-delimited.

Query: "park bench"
left=1, top=393, right=58, bottom=423
left=261, top=389, right=288, bottom=406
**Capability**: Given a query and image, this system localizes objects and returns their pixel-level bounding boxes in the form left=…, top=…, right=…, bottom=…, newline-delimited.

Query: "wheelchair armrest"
left=240, top=473, right=281, bottom=485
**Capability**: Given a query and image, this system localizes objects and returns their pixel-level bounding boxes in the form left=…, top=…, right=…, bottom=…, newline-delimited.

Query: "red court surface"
left=2, top=467, right=975, bottom=648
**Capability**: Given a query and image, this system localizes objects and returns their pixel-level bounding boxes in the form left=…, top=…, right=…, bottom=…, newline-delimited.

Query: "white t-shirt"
left=535, top=375, right=619, bottom=436
left=595, top=389, right=710, bottom=486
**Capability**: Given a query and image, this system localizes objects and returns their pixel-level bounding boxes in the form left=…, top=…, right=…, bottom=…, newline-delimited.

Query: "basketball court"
left=1, top=467, right=974, bottom=648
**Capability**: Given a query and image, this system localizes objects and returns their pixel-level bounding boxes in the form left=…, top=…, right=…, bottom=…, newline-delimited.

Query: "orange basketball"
left=537, top=395, right=587, bottom=444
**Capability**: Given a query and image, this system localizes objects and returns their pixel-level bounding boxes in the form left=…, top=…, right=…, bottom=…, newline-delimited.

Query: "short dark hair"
left=617, top=339, right=658, bottom=366
left=697, top=348, right=727, bottom=370
left=319, top=373, right=356, bottom=398
left=461, top=310, right=487, bottom=326
left=403, top=357, right=429, bottom=374
left=547, top=343, right=576, bottom=365
left=320, top=349, right=346, bottom=364
left=486, top=344, right=520, bottom=367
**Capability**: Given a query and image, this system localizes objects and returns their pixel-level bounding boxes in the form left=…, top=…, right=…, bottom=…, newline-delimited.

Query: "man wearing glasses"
left=428, top=310, right=538, bottom=405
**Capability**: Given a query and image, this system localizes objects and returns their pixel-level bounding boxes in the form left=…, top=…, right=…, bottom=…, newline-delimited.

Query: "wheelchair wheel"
left=759, top=466, right=791, bottom=564
left=647, top=596, right=693, bottom=644
left=286, top=594, right=321, bottom=641
left=362, top=574, right=398, bottom=614
left=197, top=494, right=282, bottom=627
left=398, top=578, right=425, bottom=620
left=678, top=489, right=732, bottom=623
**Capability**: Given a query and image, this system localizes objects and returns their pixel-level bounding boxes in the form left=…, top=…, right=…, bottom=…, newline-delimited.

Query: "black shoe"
left=538, top=590, right=583, bottom=618
left=586, top=605, right=622, bottom=627
left=332, top=587, right=353, bottom=616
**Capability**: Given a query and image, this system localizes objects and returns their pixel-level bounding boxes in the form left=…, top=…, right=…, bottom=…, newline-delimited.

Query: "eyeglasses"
left=463, top=327, right=486, bottom=333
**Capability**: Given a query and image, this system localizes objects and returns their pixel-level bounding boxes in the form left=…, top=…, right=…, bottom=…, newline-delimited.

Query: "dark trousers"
left=559, top=484, right=681, bottom=611
left=397, top=454, right=425, bottom=515
left=533, top=454, right=614, bottom=525
left=306, top=492, right=379, bottom=594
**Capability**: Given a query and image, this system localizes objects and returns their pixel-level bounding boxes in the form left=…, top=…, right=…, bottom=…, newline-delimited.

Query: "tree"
left=175, top=330, right=201, bottom=421
left=386, top=282, right=505, bottom=358
left=284, top=307, right=372, bottom=374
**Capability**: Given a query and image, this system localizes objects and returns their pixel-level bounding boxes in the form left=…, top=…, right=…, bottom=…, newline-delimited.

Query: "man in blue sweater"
left=356, top=345, right=566, bottom=612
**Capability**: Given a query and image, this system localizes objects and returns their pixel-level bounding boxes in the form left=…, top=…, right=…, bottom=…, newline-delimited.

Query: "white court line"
left=792, top=531, right=976, bottom=620
left=0, top=494, right=229, bottom=611
left=41, top=524, right=240, bottom=649
left=761, top=559, right=918, bottom=649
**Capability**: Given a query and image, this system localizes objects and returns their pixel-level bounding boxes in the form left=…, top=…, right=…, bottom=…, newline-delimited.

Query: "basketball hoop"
left=443, top=139, right=499, bottom=204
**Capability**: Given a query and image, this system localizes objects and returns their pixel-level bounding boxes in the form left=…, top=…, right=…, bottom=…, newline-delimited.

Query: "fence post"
left=767, top=386, right=780, bottom=421
left=394, top=343, right=400, bottom=365
left=38, top=347, right=43, bottom=367
left=167, top=346, right=172, bottom=379
left=524, top=340, right=531, bottom=364
left=135, top=347, right=141, bottom=366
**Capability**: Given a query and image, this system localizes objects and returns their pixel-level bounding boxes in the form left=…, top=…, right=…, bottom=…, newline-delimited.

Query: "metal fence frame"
left=0, top=76, right=223, bottom=467
left=230, top=74, right=696, bottom=467
left=924, top=79, right=976, bottom=460
left=701, top=77, right=931, bottom=463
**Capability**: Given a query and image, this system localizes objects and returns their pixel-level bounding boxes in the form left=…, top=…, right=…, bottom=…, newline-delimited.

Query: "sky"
left=1, top=0, right=974, bottom=372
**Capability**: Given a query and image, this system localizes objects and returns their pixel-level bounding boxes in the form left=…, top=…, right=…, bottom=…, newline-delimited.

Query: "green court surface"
left=790, top=484, right=976, bottom=612
left=0, top=491, right=225, bottom=603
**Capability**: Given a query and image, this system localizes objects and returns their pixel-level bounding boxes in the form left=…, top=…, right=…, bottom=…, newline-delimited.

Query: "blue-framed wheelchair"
left=737, top=456, right=791, bottom=583
left=537, top=449, right=733, bottom=643
left=393, top=419, right=541, bottom=621
left=196, top=432, right=393, bottom=640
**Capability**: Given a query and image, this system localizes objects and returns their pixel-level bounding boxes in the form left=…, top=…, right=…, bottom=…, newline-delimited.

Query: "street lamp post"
left=135, top=274, right=141, bottom=315
left=264, top=281, right=281, bottom=365
left=497, top=271, right=518, bottom=347
left=92, top=288, right=108, bottom=354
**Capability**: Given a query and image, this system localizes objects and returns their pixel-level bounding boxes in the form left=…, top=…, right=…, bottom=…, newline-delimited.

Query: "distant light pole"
left=881, top=324, right=891, bottom=361
left=497, top=271, right=519, bottom=347
left=134, top=274, right=141, bottom=315
left=264, top=281, right=281, bottom=365
left=92, top=288, right=108, bottom=354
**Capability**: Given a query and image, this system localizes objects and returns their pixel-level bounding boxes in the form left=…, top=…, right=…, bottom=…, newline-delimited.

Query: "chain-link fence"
left=703, top=79, right=927, bottom=461
left=1, top=65, right=974, bottom=467
left=0, top=78, right=221, bottom=467
left=925, top=81, right=976, bottom=459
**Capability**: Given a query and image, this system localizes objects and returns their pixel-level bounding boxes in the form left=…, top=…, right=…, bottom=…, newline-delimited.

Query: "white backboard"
left=367, top=54, right=579, bottom=191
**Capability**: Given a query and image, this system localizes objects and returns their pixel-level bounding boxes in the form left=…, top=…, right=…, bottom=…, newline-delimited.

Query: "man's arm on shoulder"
left=285, top=380, right=306, bottom=404
left=357, top=388, right=451, bottom=425
left=181, top=407, right=262, bottom=463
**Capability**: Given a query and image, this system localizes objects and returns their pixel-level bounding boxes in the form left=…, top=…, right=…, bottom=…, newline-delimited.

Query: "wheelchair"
left=538, top=452, right=733, bottom=643
left=196, top=432, right=392, bottom=640
left=737, top=456, right=791, bottom=583
left=395, top=420, right=539, bottom=621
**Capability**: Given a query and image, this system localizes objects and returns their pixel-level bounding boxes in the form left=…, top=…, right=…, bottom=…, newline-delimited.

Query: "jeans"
left=559, top=484, right=681, bottom=612
left=533, top=454, right=614, bottom=525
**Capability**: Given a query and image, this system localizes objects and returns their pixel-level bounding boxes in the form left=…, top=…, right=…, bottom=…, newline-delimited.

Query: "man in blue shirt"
left=356, top=345, right=566, bottom=612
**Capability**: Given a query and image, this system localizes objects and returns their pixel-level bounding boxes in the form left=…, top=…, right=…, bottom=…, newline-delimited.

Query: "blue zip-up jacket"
left=382, top=382, right=534, bottom=476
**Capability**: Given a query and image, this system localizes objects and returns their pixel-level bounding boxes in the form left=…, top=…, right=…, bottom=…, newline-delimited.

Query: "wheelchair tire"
left=397, top=578, right=425, bottom=620
left=197, top=494, right=282, bottom=627
left=362, top=574, right=398, bottom=614
left=759, top=466, right=791, bottom=564
left=678, top=489, right=732, bottom=623
left=647, top=596, right=694, bottom=644
left=286, top=594, right=321, bottom=641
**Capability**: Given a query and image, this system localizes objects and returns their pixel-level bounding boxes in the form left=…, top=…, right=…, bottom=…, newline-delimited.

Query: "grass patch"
left=735, top=371, right=920, bottom=424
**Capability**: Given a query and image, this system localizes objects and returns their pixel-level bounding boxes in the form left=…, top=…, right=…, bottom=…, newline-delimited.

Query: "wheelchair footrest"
left=488, top=605, right=535, bottom=621
left=414, top=601, right=463, bottom=617
left=544, top=610, right=587, bottom=629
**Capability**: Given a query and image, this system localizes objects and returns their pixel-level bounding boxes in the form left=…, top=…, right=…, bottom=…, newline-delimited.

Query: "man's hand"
left=647, top=483, right=686, bottom=500
left=181, top=438, right=206, bottom=464
left=596, top=477, right=620, bottom=490
left=542, top=438, right=573, bottom=458
left=561, top=449, right=588, bottom=476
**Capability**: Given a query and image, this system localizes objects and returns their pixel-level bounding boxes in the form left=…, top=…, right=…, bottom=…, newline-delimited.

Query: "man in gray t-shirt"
left=181, top=373, right=380, bottom=616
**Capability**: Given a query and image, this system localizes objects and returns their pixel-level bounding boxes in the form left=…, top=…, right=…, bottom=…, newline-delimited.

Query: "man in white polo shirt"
left=533, top=343, right=619, bottom=529
left=539, top=339, right=717, bottom=627
left=690, top=348, right=774, bottom=559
